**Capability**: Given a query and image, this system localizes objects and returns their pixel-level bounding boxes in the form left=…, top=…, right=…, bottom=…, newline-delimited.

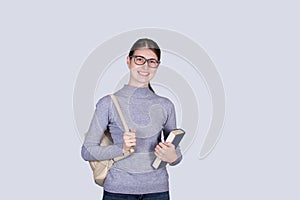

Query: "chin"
left=136, top=76, right=153, bottom=83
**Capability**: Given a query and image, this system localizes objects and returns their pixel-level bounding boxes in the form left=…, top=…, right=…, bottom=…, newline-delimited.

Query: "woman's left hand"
left=154, top=142, right=178, bottom=164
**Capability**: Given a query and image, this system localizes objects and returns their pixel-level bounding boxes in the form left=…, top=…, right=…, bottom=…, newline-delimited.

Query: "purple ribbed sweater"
left=81, top=84, right=182, bottom=194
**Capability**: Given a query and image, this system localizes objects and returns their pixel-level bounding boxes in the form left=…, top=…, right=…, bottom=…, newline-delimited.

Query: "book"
left=152, top=129, right=185, bottom=169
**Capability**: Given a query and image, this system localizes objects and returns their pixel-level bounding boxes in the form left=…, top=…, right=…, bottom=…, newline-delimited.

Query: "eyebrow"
left=133, top=55, right=158, bottom=60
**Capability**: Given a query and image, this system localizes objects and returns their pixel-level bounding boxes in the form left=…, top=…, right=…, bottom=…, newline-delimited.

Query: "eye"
left=149, top=59, right=157, bottom=64
left=135, top=56, right=145, bottom=64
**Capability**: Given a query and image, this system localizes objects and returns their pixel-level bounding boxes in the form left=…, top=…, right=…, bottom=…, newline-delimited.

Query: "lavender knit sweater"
left=81, top=84, right=182, bottom=194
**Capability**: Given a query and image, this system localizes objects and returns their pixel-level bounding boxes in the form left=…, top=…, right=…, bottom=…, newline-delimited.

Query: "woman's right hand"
left=122, top=129, right=136, bottom=152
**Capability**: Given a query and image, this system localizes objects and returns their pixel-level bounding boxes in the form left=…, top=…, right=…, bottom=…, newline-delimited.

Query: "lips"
left=138, top=71, right=150, bottom=76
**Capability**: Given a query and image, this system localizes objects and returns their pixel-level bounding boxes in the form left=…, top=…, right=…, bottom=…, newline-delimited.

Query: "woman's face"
left=127, top=48, right=159, bottom=87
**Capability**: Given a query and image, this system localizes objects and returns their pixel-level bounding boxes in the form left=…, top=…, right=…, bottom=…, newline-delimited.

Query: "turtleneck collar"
left=117, top=84, right=154, bottom=98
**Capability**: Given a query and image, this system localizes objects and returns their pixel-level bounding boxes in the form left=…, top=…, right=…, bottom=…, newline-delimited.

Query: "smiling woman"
left=127, top=38, right=161, bottom=91
left=127, top=48, right=159, bottom=88
left=81, top=38, right=182, bottom=200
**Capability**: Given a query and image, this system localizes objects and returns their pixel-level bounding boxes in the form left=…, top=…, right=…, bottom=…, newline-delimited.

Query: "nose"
left=141, top=63, right=150, bottom=70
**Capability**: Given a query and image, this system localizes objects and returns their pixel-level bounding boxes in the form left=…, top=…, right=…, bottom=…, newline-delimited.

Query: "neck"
left=127, top=81, right=149, bottom=88
left=118, top=84, right=153, bottom=98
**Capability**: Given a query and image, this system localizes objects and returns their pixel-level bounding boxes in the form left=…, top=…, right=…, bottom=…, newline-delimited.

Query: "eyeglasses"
left=130, top=55, right=160, bottom=68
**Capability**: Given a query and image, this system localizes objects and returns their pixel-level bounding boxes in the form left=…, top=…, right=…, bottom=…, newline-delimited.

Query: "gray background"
left=1, top=0, right=299, bottom=199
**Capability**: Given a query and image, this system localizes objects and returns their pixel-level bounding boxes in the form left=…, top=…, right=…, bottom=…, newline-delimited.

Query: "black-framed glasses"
left=130, top=55, right=160, bottom=68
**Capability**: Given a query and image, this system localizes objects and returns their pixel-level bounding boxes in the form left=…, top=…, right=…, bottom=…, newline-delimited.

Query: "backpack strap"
left=109, top=94, right=134, bottom=162
left=110, top=94, right=129, bottom=132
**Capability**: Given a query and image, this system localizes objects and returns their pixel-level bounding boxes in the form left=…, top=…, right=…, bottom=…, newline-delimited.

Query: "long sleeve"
left=88, top=85, right=183, bottom=194
left=162, top=99, right=183, bottom=166
left=81, top=95, right=123, bottom=161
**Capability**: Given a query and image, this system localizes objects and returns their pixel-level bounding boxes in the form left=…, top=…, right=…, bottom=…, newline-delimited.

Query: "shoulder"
left=95, top=95, right=112, bottom=110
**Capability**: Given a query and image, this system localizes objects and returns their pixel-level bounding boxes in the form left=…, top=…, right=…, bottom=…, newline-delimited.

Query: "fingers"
left=155, top=142, right=167, bottom=154
left=154, top=151, right=163, bottom=160
left=157, top=142, right=174, bottom=149
left=124, top=132, right=136, bottom=143
left=124, top=137, right=136, bottom=145
left=123, top=136, right=136, bottom=145
left=154, top=142, right=178, bottom=163
left=124, top=130, right=136, bottom=137
left=163, top=142, right=175, bottom=149
left=123, top=130, right=136, bottom=151
left=158, top=142, right=168, bottom=148
left=154, top=143, right=168, bottom=162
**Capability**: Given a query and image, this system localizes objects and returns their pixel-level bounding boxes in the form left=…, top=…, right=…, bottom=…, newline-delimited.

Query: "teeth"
left=138, top=71, right=149, bottom=76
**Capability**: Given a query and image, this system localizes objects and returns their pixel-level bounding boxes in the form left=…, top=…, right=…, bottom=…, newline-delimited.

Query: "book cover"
left=152, top=129, right=185, bottom=169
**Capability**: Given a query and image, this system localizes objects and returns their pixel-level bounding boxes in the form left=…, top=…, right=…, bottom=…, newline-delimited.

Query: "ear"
left=126, top=56, right=131, bottom=68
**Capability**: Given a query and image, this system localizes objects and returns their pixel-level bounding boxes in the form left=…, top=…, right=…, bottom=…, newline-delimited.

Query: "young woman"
left=81, top=38, right=182, bottom=200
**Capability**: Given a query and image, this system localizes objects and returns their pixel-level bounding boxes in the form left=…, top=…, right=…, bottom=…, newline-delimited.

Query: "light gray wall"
left=0, top=0, right=299, bottom=199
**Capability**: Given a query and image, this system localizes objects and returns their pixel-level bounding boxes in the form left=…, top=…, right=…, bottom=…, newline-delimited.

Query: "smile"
left=138, top=71, right=150, bottom=76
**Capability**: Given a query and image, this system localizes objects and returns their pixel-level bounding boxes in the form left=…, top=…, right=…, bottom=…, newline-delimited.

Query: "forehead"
left=133, top=49, right=158, bottom=59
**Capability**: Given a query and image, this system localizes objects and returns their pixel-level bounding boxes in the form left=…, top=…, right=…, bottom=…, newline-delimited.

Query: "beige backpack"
left=89, top=94, right=134, bottom=186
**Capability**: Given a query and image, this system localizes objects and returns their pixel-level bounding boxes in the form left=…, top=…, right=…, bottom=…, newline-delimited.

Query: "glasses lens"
left=134, top=56, right=146, bottom=65
left=148, top=59, right=159, bottom=68
left=132, top=56, right=159, bottom=68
